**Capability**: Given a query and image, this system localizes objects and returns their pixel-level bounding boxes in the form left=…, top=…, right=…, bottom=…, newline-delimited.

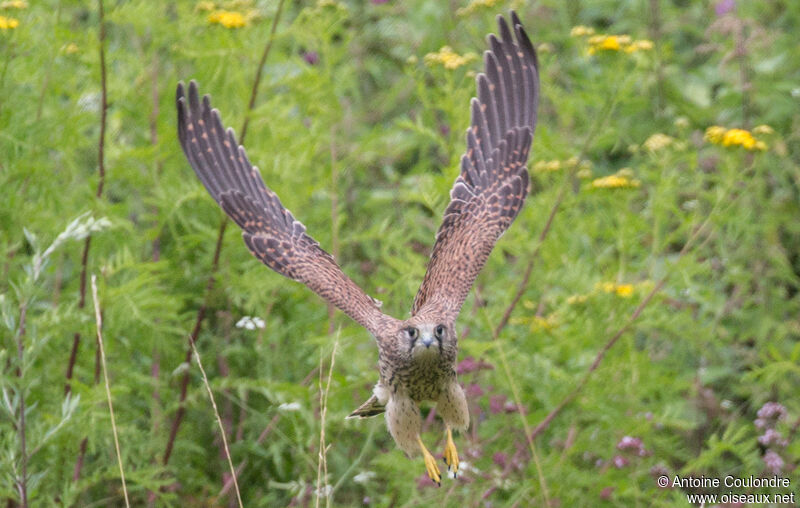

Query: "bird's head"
left=399, top=320, right=455, bottom=360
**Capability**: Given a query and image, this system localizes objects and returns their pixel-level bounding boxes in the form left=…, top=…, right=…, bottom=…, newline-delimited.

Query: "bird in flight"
left=177, top=11, right=539, bottom=485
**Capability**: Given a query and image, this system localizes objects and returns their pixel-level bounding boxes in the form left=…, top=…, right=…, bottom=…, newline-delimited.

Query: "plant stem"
left=70, top=0, right=109, bottom=483
left=161, top=0, right=287, bottom=473
left=90, top=275, right=130, bottom=507
left=189, top=336, right=243, bottom=508
left=15, top=300, right=29, bottom=508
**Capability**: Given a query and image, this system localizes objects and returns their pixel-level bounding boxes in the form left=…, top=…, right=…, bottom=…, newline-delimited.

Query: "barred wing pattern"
left=412, top=12, right=539, bottom=322
left=177, top=81, right=390, bottom=336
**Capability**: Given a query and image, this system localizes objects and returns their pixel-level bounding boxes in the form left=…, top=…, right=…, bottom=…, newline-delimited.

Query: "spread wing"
left=177, top=81, right=392, bottom=336
left=412, top=12, right=539, bottom=322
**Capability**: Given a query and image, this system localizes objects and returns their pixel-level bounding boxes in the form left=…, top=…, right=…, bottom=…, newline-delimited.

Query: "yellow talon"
left=417, top=435, right=441, bottom=486
left=443, top=427, right=460, bottom=476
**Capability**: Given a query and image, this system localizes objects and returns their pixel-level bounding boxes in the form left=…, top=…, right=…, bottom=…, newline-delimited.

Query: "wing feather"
left=177, top=81, right=393, bottom=336
left=412, top=12, right=539, bottom=321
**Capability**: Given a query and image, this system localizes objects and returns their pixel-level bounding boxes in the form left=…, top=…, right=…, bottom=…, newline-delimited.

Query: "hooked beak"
left=421, top=335, right=435, bottom=348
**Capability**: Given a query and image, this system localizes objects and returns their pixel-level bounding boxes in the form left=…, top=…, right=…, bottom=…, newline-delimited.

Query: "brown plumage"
left=177, top=11, right=539, bottom=485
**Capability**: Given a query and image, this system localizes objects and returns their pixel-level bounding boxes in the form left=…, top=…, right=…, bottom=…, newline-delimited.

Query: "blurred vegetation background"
left=1, top=0, right=799, bottom=506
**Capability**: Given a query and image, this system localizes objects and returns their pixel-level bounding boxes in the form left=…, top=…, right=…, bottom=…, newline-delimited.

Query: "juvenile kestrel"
left=177, top=11, right=539, bottom=485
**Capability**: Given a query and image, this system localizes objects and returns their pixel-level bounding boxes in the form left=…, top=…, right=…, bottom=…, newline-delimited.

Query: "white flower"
left=353, top=471, right=376, bottom=484
left=278, top=402, right=301, bottom=412
left=315, top=484, right=333, bottom=497
left=236, top=316, right=265, bottom=330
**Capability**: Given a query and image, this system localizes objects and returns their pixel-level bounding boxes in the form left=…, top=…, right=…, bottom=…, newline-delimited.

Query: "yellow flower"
left=196, top=1, right=216, bottom=12
left=208, top=9, right=247, bottom=28
left=0, top=15, right=18, bottom=29
left=456, top=0, right=500, bottom=17
left=531, top=314, right=559, bottom=332
left=704, top=125, right=726, bottom=144
left=723, top=128, right=754, bottom=148
left=752, top=124, right=773, bottom=135
left=62, top=43, right=79, bottom=54
left=424, top=46, right=477, bottom=70
left=585, top=34, right=653, bottom=55
left=643, top=133, right=674, bottom=152
left=624, top=39, right=654, bottom=53
left=536, top=42, right=554, bottom=54
left=570, top=25, right=595, bottom=37
left=567, top=294, right=588, bottom=305
left=533, top=157, right=585, bottom=174
left=705, top=126, right=767, bottom=151
left=614, top=284, right=634, bottom=297
left=674, top=116, right=689, bottom=129
left=595, top=282, right=634, bottom=298
left=591, top=174, right=640, bottom=189
left=593, top=35, right=621, bottom=51
left=0, top=0, right=27, bottom=8
left=533, top=159, right=562, bottom=173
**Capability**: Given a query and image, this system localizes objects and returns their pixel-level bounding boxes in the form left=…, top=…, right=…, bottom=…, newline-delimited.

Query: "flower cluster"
left=754, top=402, right=790, bottom=474
left=571, top=27, right=653, bottom=55
left=235, top=316, right=265, bottom=330
left=570, top=25, right=595, bottom=37
left=0, top=15, right=18, bottom=29
left=456, top=0, right=501, bottom=17
left=533, top=156, right=592, bottom=175
left=510, top=300, right=560, bottom=332
left=591, top=168, right=641, bottom=190
left=596, top=282, right=635, bottom=298
left=704, top=125, right=768, bottom=151
left=456, top=356, right=494, bottom=375
left=199, top=1, right=259, bottom=27
left=208, top=10, right=248, bottom=28
left=423, top=46, right=477, bottom=70
left=616, top=435, right=647, bottom=456
left=567, top=280, right=649, bottom=306
left=1, top=0, right=26, bottom=8
left=642, top=133, right=674, bottom=152
left=595, top=435, right=650, bottom=475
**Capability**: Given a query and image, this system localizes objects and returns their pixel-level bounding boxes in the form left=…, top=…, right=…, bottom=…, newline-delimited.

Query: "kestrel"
left=177, top=11, right=539, bottom=485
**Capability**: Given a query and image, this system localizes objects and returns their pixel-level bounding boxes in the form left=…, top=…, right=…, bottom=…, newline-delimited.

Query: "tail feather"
left=346, top=394, right=386, bottom=419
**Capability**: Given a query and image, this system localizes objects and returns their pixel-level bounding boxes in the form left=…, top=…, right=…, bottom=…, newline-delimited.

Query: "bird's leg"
left=443, top=426, right=460, bottom=476
left=416, top=434, right=441, bottom=486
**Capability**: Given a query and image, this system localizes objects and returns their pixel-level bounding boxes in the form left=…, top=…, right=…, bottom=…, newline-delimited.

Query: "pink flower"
left=763, top=450, right=784, bottom=474
left=456, top=356, right=494, bottom=374
left=612, top=455, right=629, bottom=469
left=714, top=0, right=735, bottom=16
left=617, top=435, right=647, bottom=456
left=465, top=383, right=484, bottom=398
left=758, top=428, right=788, bottom=448
left=489, top=394, right=507, bottom=414
left=757, top=402, right=787, bottom=422
left=302, top=51, right=319, bottom=65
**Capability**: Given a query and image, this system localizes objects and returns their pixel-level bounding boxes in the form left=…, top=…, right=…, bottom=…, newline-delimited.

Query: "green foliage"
left=2, top=0, right=799, bottom=506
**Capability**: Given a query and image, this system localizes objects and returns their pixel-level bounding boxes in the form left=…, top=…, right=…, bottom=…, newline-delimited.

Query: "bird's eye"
left=407, top=327, right=418, bottom=340
left=434, top=325, right=445, bottom=339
